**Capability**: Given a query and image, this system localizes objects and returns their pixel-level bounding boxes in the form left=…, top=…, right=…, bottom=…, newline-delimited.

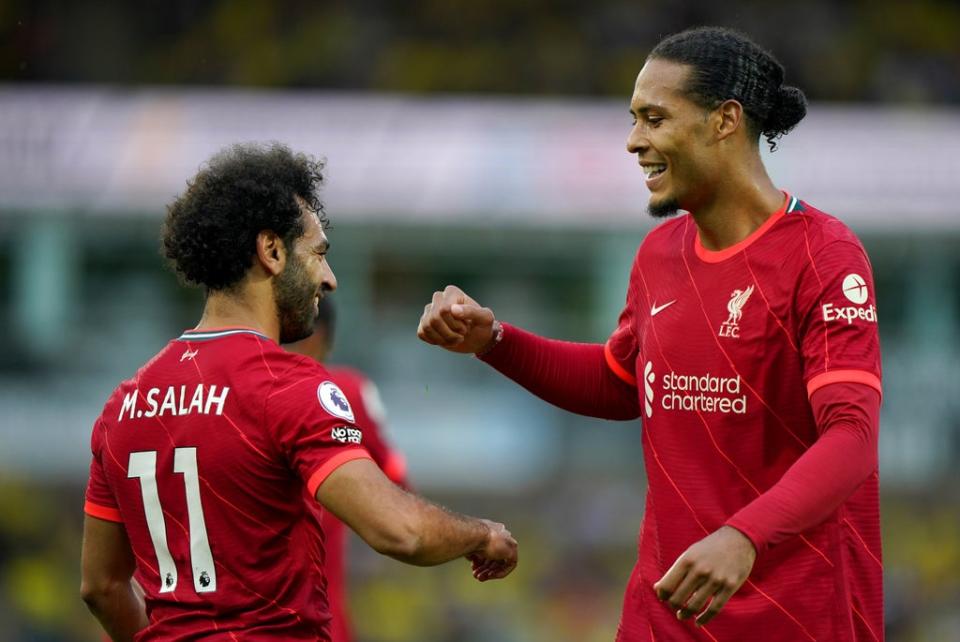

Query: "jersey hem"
left=84, top=500, right=123, bottom=523
left=806, top=370, right=882, bottom=399
left=604, top=342, right=637, bottom=386
left=694, top=192, right=791, bottom=263
left=307, top=450, right=374, bottom=497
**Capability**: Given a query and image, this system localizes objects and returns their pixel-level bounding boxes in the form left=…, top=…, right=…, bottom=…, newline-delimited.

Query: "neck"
left=690, top=156, right=784, bottom=251
left=195, top=287, right=280, bottom=343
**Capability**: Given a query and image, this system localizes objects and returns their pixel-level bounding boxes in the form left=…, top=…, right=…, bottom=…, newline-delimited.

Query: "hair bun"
left=762, top=85, right=807, bottom=148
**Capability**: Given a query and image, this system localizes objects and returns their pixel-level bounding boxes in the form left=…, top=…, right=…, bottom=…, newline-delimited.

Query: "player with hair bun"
left=419, top=26, right=883, bottom=641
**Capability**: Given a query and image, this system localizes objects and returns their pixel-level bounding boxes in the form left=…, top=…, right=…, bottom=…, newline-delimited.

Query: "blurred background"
left=1, top=1, right=959, bottom=640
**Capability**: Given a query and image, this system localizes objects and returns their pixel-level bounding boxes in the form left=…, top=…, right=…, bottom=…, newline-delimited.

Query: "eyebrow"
left=630, top=104, right=669, bottom=118
left=315, top=239, right=330, bottom=253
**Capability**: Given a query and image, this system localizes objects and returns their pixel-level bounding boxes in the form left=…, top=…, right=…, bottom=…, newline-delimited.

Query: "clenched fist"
left=417, top=285, right=498, bottom=354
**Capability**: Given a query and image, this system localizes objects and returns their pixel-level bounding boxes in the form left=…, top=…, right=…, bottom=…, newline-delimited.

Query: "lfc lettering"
left=118, top=385, right=230, bottom=421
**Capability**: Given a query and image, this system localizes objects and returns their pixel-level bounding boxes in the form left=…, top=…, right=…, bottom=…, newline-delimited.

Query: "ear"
left=715, top=99, right=744, bottom=142
left=255, top=230, right=287, bottom=277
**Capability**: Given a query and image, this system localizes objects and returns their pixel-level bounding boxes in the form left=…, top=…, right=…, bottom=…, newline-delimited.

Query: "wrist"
left=722, top=524, right=759, bottom=559
left=474, top=320, right=504, bottom=358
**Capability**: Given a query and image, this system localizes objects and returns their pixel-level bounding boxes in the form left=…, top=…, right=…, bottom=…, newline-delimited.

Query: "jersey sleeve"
left=604, top=260, right=640, bottom=387
left=84, top=419, right=123, bottom=523
left=268, top=374, right=373, bottom=497
left=796, top=240, right=882, bottom=398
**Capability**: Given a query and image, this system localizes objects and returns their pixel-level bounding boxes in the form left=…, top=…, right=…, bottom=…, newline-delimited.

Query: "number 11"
left=128, top=447, right=217, bottom=593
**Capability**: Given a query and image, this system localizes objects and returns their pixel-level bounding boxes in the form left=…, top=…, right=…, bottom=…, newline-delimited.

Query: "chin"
left=648, top=195, right=682, bottom=219
left=278, top=314, right=315, bottom=345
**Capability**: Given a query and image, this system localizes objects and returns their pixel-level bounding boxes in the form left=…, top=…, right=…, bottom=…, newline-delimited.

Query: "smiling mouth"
left=643, top=164, right=667, bottom=179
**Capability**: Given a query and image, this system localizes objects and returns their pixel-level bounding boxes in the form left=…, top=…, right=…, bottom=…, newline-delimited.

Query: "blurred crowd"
left=3, top=0, right=959, bottom=102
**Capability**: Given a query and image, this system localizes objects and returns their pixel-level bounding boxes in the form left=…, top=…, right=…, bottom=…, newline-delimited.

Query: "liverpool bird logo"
left=719, top=285, right=754, bottom=338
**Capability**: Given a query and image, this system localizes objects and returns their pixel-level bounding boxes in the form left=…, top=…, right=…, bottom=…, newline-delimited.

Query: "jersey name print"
left=116, top=384, right=230, bottom=420
left=84, top=327, right=372, bottom=641
left=606, top=195, right=883, bottom=641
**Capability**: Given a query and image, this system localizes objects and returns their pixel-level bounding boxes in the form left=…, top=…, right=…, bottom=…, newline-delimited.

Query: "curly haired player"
left=80, top=143, right=517, bottom=642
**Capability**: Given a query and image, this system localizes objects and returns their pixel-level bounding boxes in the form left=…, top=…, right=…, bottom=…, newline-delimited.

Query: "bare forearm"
left=83, top=581, right=148, bottom=642
left=391, top=496, right=490, bottom=566
left=480, top=323, right=640, bottom=420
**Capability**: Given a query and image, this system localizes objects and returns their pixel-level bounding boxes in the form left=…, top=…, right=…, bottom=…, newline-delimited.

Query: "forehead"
left=630, top=58, right=696, bottom=111
left=297, top=202, right=326, bottom=245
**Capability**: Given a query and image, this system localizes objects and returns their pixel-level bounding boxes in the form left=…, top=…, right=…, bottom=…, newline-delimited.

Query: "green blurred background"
left=1, top=1, right=959, bottom=641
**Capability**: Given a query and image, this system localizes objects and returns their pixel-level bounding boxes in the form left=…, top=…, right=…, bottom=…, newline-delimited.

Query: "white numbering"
left=128, top=448, right=217, bottom=593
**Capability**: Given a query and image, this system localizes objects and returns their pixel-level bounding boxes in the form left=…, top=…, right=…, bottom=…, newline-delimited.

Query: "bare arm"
left=80, top=516, right=149, bottom=641
left=316, top=458, right=517, bottom=579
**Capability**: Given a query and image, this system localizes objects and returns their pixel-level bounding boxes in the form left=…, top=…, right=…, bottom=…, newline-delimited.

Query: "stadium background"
left=1, top=1, right=959, bottom=640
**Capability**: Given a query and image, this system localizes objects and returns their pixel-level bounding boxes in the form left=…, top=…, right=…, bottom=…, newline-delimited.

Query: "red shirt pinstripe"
left=606, top=194, right=883, bottom=641
left=84, top=328, right=372, bottom=641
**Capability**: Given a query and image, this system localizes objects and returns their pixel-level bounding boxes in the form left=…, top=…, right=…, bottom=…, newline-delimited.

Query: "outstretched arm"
left=80, top=516, right=149, bottom=641
left=316, top=458, right=517, bottom=580
left=418, top=285, right=639, bottom=420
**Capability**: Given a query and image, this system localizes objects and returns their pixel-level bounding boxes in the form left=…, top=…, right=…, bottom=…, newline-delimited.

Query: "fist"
left=417, top=285, right=497, bottom=354
left=468, top=520, right=518, bottom=581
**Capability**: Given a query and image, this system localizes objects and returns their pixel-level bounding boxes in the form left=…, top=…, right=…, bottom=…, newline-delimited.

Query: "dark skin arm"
left=80, top=516, right=149, bottom=641
left=317, top=458, right=517, bottom=580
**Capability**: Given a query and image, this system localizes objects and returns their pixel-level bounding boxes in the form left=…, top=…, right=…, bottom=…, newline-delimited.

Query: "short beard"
left=648, top=197, right=681, bottom=219
left=273, top=252, right=317, bottom=344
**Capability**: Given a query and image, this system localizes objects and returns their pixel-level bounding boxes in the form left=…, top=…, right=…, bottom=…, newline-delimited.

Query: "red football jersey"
left=606, top=194, right=883, bottom=641
left=315, top=366, right=408, bottom=642
left=84, top=327, right=372, bottom=641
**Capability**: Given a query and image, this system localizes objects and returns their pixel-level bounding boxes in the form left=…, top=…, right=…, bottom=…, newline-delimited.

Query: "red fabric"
left=727, top=382, right=880, bottom=551
left=84, top=329, right=370, bottom=641
left=483, top=196, right=884, bottom=641
left=480, top=324, right=639, bottom=420
left=315, top=366, right=409, bottom=642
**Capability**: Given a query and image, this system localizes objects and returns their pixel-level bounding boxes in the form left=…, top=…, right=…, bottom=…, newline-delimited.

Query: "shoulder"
left=786, top=199, right=869, bottom=257
left=323, top=365, right=369, bottom=392
left=97, top=341, right=177, bottom=426
left=638, top=215, right=689, bottom=255
left=630, top=215, right=690, bottom=279
left=266, top=355, right=364, bottom=425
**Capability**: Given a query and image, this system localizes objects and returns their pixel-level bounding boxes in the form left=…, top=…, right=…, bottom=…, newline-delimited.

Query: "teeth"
left=643, top=164, right=666, bottom=178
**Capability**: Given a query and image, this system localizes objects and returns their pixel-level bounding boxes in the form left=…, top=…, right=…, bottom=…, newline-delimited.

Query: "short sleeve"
left=268, top=374, right=373, bottom=497
left=604, top=263, right=640, bottom=387
left=796, top=240, right=882, bottom=398
left=84, top=419, right=123, bottom=523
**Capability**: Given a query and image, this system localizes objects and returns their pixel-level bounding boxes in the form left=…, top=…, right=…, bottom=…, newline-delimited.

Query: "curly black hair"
left=162, top=142, right=327, bottom=291
left=650, top=26, right=807, bottom=151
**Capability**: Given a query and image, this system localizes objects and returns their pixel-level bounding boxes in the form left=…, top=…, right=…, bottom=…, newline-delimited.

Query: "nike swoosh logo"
left=650, top=300, right=676, bottom=317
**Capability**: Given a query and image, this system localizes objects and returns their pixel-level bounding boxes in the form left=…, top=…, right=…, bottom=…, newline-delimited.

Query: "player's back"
left=85, top=327, right=369, bottom=640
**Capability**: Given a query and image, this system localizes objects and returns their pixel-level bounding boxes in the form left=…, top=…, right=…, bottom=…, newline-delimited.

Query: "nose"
left=626, top=123, right=648, bottom=155
left=321, top=262, right=338, bottom=294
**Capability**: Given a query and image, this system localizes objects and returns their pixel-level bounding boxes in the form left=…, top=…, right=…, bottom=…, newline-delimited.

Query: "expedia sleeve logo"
left=317, top=381, right=355, bottom=423
left=822, top=273, right=877, bottom=325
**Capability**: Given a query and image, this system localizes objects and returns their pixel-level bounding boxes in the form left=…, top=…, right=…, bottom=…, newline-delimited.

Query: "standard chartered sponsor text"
left=660, top=371, right=748, bottom=414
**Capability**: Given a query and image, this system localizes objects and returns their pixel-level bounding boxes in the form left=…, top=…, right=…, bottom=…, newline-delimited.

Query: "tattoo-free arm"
left=80, top=516, right=149, bottom=641
left=316, top=458, right=517, bottom=574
